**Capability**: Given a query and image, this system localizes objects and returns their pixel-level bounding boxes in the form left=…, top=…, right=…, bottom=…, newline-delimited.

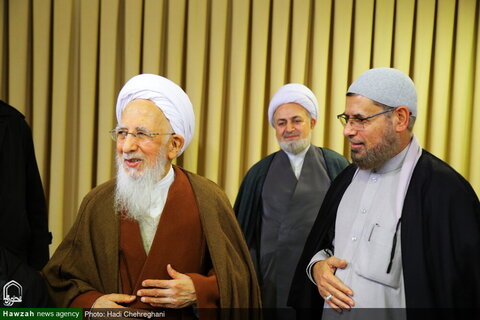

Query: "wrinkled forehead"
left=274, top=103, right=311, bottom=119
left=119, top=99, right=169, bottom=129
left=344, top=94, right=385, bottom=115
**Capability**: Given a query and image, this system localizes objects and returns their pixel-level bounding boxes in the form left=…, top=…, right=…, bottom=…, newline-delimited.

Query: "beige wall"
left=1, top=0, right=478, bottom=252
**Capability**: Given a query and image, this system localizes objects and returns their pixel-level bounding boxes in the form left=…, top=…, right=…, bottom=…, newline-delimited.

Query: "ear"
left=394, top=106, right=410, bottom=133
left=310, top=118, right=317, bottom=129
left=167, top=135, right=185, bottom=160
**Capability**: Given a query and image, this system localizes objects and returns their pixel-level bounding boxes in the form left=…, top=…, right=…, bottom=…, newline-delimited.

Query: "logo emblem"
left=3, top=280, right=22, bottom=306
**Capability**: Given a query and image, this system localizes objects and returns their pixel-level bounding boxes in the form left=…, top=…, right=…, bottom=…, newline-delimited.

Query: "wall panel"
left=1, top=0, right=478, bottom=250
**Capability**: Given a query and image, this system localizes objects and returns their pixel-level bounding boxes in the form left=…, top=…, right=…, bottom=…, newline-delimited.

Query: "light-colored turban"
left=115, top=74, right=195, bottom=156
left=268, top=83, right=318, bottom=127
left=347, top=68, right=418, bottom=117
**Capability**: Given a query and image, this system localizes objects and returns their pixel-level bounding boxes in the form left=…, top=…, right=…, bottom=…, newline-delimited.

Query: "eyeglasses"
left=337, top=109, right=394, bottom=130
left=109, top=129, right=175, bottom=143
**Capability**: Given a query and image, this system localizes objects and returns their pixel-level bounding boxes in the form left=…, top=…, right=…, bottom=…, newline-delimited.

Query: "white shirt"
left=307, top=146, right=410, bottom=311
left=284, top=145, right=311, bottom=179
left=148, top=165, right=175, bottom=218
left=138, top=165, right=175, bottom=253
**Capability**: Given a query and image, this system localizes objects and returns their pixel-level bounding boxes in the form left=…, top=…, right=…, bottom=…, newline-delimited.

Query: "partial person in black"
left=0, top=101, right=51, bottom=307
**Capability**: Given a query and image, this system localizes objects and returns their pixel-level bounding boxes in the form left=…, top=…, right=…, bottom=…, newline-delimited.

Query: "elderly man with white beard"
left=42, top=74, right=261, bottom=318
left=234, top=83, right=348, bottom=318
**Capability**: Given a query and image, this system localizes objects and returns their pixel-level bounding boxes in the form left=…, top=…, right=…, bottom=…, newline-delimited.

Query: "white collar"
left=283, top=144, right=310, bottom=163
left=354, top=136, right=422, bottom=219
left=283, top=145, right=311, bottom=179
left=149, top=165, right=175, bottom=218
left=153, top=165, right=175, bottom=190
left=373, top=143, right=410, bottom=174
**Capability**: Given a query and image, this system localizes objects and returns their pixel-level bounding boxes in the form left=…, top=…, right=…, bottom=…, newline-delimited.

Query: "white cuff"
left=306, top=250, right=331, bottom=285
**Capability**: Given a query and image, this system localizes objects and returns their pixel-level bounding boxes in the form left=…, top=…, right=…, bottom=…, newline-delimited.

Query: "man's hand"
left=313, top=257, right=354, bottom=311
left=92, top=294, right=136, bottom=308
left=137, top=264, right=197, bottom=308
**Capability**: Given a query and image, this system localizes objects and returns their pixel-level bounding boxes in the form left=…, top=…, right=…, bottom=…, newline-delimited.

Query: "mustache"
left=283, top=131, right=301, bottom=138
left=349, top=138, right=364, bottom=145
left=122, top=153, right=145, bottom=160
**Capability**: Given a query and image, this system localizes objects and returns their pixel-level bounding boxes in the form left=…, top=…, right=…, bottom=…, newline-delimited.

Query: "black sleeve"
left=288, top=165, right=356, bottom=313
left=22, top=120, right=51, bottom=270
left=0, top=102, right=50, bottom=271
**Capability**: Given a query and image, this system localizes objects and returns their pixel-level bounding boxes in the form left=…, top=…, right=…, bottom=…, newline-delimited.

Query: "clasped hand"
left=313, top=256, right=355, bottom=312
left=137, top=264, right=197, bottom=308
left=93, top=264, right=197, bottom=309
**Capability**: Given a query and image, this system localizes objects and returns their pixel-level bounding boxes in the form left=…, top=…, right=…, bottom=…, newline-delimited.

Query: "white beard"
left=279, top=132, right=311, bottom=154
left=114, top=151, right=167, bottom=222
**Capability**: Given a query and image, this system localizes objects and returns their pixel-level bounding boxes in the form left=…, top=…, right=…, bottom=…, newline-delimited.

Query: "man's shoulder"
left=312, top=145, right=347, bottom=161
left=244, top=151, right=278, bottom=177
left=415, top=150, right=477, bottom=197
left=418, top=151, right=467, bottom=182
left=69, top=179, right=116, bottom=227
left=180, top=168, right=233, bottom=210
left=82, top=179, right=116, bottom=205
left=311, top=145, right=350, bottom=179
left=252, top=152, right=278, bottom=168
left=0, top=101, right=25, bottom=119
left=180, top=168, right=226, bottom=195
left=0, top=101, right=30, bottom=134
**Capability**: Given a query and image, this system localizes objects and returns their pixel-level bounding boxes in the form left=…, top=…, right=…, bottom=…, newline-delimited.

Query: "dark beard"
left=351, top=124, right=399, bottom=170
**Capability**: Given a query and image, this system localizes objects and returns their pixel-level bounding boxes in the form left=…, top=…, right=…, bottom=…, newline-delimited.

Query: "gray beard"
left=114, top=151, right=167, bottom=222
left=279, top=133, right=311, bottom=155
left=351, top=122, right=399, bottom=170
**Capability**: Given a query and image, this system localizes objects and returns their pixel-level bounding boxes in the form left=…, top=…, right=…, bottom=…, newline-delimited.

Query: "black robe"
left=0, top=246, right=52, bottom=307
left=288, top=150, right=480, bottom=316
left=234, top=146, right=349, bottom=276
left=0, top=101, right=51, bottom=270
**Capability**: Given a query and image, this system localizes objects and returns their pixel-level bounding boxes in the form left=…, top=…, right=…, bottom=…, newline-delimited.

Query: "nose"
left=286, top=121, right=296, bottom=132
left=343, top=121, right=357, bottom=137
left=121, top=134, right=139, bottom=153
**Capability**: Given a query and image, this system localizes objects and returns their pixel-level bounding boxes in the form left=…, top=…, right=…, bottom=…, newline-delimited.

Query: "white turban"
left=268, top=83, right=318, bottom=127
left=115, top=74, right=195, bottom=156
